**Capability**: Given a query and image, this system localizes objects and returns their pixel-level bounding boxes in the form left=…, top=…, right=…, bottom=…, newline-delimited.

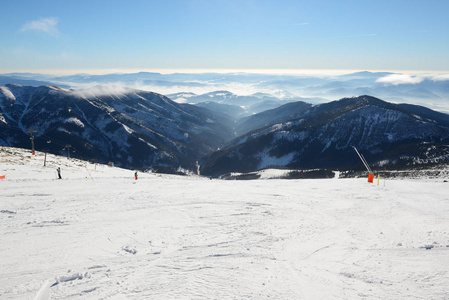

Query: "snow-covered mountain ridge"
left=201, top=96, right=449, bottom=176
left=1, top=85, right=449, bottom=176
left=0, top=84, right=234, bottom=171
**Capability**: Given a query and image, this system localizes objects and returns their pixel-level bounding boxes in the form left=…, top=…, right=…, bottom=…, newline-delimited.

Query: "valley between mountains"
left=1, top=84, right=449, bottom=176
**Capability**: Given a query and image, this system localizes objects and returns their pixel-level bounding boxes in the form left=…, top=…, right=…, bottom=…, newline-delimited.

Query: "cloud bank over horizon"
left=376, top=73, right=449, bottom=85
left=2, top=70, right=449, bottom=113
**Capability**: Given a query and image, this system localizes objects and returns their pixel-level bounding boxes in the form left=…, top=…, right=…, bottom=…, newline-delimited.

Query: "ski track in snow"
left=1, top=149, right=449, bottom=299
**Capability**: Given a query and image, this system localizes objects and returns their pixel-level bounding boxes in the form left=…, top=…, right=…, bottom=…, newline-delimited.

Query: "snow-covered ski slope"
left=1, top=146, right=449, bottom=299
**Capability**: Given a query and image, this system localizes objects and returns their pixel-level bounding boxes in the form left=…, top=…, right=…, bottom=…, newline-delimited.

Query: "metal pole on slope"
left=352, top=146, right=374, bottom=183
left=26, top=129, right=37, bottom=155
left=352, top=146, right=372, bottom=173
left=63, top=145, right=72, bottom=159
left=360, top=153, right=372, bottom=174
left=42, top=149, right=49, bottom=167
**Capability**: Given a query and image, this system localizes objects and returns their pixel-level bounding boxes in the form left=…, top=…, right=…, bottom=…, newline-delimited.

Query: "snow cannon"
left=352, top=146, right=374, bottom=183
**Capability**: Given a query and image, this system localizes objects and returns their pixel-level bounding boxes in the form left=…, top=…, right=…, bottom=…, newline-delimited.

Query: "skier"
left=134, top=171, right=138, bottom=180
left=300, top=170, right=303, bottom=179
left=56, top=167, right=62, bottom=179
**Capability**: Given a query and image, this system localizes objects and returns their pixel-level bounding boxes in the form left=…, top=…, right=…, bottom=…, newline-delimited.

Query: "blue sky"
left=1, top=0, right=448, bottom=74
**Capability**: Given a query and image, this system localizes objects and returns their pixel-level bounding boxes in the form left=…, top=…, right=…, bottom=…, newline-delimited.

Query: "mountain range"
left=167, top=91, right=319, bottom=117
left=0, top=84, right=234, bottom=172
left=200, top=95, right=449, bottom=176
left=1, top=83, right=449, bottom=176
left=2, top=71, right=448, bottom=113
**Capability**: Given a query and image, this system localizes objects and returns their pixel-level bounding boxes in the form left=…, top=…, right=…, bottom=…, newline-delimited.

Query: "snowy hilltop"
left=1, top=146, right=449, bottom=299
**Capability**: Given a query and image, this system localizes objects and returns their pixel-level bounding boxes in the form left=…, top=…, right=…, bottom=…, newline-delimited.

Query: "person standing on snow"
left=134, top=171, right=138, bottom=180
left=57, top=167, right=62, bottom=179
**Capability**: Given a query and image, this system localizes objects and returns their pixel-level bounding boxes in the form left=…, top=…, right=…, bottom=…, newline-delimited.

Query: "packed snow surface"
left=1, top=147, right=449, bottom=299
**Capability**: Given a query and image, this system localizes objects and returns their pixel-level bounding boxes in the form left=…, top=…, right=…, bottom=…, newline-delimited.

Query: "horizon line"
left=2, top=68, right=449, bottom=76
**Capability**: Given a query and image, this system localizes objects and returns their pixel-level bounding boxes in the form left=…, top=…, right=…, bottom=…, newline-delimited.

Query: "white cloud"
left=128, top=81, right=288, bottom=99
left=376, top=73, right=449, bottom=85
left=376, top=74, right=424, bottom=85
left=20, top=17, right=60, bottom=37
left=65, top=78, right=288, bottom=99
left=429, top=74, right=449, bottom=81
left=71, top=83, right=132, bottom=98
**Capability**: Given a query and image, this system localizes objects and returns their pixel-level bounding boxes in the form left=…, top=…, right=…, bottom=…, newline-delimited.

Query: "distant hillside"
left=235, top=101, right=313, bottom=136
left=0, top=75, right=70, bottom=89
left=167, top=91, right=291, bottom=117
left=201, top=96, right=449, bottom=176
